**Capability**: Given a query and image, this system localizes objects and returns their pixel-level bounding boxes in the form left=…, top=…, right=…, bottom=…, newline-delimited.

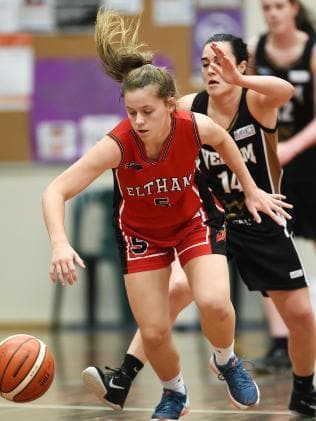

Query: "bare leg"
left=255, top=297, right=291, bottom=374
left=184, top=254, right=235, bottom=347
left=82, top=265, right=189, bottom=415
left=127, top=259, right=193, bottom=363
left=262, top=297, right=289, bottom=337
left=90, top=255, right=259, bottom=411
left=127, top=255, right=235, bottom=361
left=124, top=267, right=181, bottom=381
left=269, top=288, right=316, bottom=376
left=127, top=254, right=235, bottom=356
left=183, top=254, right=259, bottom=409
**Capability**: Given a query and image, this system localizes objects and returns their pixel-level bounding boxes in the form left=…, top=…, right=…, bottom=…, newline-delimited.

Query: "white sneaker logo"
left=109, top=378, right=125, bottom=390
left=300, top=400, right=316, bottom=410
left=133, top=367, right=139, bottom=373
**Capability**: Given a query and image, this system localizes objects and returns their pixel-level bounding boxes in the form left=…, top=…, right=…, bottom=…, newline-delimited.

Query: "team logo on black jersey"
left=234, top=124, right=256, bottom=141
left=125, top=162, right=143, bottom=170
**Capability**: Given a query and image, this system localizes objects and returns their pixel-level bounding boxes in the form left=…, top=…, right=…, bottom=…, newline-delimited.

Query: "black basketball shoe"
left=289, top=388, right=316, bottom=417
left=255, top=347, right=291, bottom=374
left=82, top=366, right=132, bottom=411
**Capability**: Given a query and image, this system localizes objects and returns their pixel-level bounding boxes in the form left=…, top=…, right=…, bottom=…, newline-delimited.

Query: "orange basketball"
left=0, top=334, right=55, bottom=402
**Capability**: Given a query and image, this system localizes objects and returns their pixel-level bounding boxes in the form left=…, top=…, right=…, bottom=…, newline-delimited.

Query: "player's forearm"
left=238, top=75, right=294, bottom=105
left=42, top=187, right=69, bottom=248
left=285, top=118, right=316, bottom=154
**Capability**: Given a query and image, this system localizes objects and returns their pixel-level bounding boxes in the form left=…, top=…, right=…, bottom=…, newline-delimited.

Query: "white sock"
left=213, top=342, right=235, bottom=366
left=161, top=372, right=186, bottom=395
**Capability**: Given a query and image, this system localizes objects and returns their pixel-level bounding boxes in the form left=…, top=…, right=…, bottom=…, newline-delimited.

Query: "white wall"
left=0, top=164, right=122, bottom=327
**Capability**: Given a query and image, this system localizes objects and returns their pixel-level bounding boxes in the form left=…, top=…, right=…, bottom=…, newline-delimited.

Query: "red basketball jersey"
left=108, top=110, right=203, bottom=245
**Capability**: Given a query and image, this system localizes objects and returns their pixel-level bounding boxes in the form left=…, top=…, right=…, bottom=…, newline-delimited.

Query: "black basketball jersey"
left=192, top=89, right=281, bottom=219
left=255, top=34, right=316, bottom=180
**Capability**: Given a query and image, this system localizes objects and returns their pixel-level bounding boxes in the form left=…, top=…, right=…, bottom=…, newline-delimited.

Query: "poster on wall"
left=19, top=0, right=56, bottom=32
left=31, top=57, right=125, bottom=163
left=101, top=0, right=143, bottom=15
left=153, top=0, right=194, bottom=26
left=0, top=34, right=34, bottom=111
left=0, top=0, right=56, bottom=33
left=55, top=0, right=99, bottom=30
left=197, top=0, right=241, bottom=6
left=192, top=7, right=243, bottom=86
left=0, top=0, right=20, bottom=33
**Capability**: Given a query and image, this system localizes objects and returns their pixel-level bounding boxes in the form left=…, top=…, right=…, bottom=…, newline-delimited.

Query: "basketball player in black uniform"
left=247, top=0, right=316, bottom=375
left=82, top=35, right=316, bottom=417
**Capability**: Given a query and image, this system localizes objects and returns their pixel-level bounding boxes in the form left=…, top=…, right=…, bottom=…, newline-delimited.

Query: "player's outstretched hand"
left=245, top=189, right=293, bottom=225
left=209, top=42, right=242, bottom=86
left=50, top=242, right=86, bottom=286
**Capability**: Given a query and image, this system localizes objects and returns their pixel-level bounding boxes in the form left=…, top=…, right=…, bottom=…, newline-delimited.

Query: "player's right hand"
left=49, top=242, right=86, bottom=286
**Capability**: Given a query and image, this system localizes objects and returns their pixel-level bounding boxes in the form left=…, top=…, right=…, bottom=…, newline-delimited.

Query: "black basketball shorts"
left=226, top=215, right=308, bottom=295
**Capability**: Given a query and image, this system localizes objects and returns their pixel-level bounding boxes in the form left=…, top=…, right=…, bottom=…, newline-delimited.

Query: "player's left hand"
left=209, top=42, right=242, bottom=86
left=244, top=189, right=293, bottom=225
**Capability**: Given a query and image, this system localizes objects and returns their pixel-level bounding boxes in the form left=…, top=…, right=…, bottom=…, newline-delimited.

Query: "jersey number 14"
left=218, top=171, right=242, bottom=193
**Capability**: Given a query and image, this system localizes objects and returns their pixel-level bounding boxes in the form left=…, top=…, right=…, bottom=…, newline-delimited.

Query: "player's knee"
left=141, top=325, right=171, bottom=350
left=286, top=304, right=315, bottom=328
left=198, top=297, right=231, bottom=322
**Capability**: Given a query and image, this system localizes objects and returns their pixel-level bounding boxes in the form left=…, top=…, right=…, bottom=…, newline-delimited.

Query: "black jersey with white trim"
left=255, top=33, right=316, bottom=180
left=192, top=89, right=281, bottom=219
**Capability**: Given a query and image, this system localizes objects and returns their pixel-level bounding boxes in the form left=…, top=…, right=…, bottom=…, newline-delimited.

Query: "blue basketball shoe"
left=151, top=388, right=190, bottom=420
left=210, top=354, right=260, bottom=409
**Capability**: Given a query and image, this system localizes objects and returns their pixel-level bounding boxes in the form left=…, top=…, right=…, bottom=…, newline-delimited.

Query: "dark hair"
left=291, top=0, right=315, bottom=36
left=203, top=33, right=249, bottom=64
left=95, top=8, right=177, bottom=100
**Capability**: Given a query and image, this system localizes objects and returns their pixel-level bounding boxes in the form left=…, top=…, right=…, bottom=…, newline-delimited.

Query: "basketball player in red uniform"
left=42, top=10, right=292, bottom=420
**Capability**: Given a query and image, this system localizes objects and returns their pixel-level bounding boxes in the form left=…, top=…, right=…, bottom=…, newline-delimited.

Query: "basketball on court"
left=0, top=334, right=55, bottom=402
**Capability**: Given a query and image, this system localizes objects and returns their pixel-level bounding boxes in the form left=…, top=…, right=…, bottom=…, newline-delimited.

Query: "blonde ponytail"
left=95, top=8, right=177, bottom=100
left=95, top=8, right=153, bottom=83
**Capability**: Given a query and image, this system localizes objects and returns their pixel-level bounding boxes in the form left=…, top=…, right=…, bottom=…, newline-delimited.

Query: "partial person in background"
left=42, top=10, right=296, bottom=420
left=91, top=35, right=316, bottom=417
left=248, top=0, right=316, bottom=375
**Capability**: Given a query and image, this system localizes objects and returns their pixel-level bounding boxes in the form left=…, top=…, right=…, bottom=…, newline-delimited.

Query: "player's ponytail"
left=95, top=8, right=177, bottom=100
left=95, top=8, right=153, bottom=83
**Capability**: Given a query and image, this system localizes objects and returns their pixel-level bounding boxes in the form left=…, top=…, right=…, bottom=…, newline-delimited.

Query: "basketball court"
left=0, top=328, right=303, bottom=420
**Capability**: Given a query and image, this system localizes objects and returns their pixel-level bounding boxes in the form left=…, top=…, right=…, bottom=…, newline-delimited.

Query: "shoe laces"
left=217, top=359, right=255, bottom=390
left=155, top=389, right=186, bottom=413
left=104, top=366, right=128, bottom=377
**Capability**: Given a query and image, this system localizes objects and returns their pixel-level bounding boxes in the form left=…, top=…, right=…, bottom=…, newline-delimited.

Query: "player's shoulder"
left=175, top=109, right=212, bottom=127
left=177, top=93, right=197, bottom=111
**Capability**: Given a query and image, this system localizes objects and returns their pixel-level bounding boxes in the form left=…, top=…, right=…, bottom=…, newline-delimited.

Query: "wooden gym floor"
left=0, top=328, right=312, bottom=420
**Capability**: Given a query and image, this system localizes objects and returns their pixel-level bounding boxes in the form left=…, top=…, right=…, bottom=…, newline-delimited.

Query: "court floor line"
left=0, top=402, right=292, bottom=416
